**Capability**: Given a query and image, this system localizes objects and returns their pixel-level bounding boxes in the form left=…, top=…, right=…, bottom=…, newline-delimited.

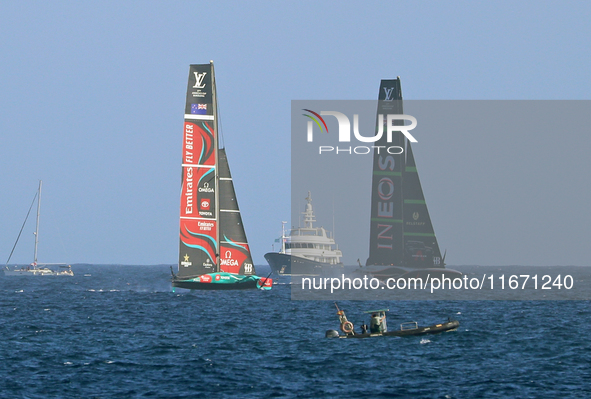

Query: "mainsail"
left=177, top=62, right=257, bottom=280
left=366, top=79, right=405, bottom=266
left=366, top=78, right=444, bottom=269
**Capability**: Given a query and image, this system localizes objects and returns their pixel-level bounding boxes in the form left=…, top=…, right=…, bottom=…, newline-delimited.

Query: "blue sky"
left=1, top=1, right=589, bottom=266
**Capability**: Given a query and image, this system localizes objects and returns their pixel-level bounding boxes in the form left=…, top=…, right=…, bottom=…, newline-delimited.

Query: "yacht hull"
left=4, top=268, right=74, bottom=276
left=264, top=252, right=343, bottom=277
left=171, top=272, right=272, bottom=291
left=172, top=279, right=258, bottom=290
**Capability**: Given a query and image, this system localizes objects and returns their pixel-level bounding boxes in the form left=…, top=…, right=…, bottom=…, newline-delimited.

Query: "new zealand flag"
left=191, top=104, right=207, bottom=115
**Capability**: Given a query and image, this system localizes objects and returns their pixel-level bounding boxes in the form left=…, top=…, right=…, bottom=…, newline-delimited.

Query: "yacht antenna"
left=332, top=195, right=335, bottom=240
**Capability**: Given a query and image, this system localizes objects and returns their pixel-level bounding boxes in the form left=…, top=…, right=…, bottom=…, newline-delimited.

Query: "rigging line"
left=217, top=92, right=226, bottom=149
left=5, top=191, right=38, bottom=266
left=219, top=117, right=225, bottom=149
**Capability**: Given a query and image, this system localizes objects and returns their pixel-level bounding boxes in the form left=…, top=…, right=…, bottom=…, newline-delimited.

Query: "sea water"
left=1, top=264, right=590, bottom=398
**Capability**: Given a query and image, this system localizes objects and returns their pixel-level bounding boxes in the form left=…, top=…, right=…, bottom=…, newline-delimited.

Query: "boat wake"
left=87, top=289, right=121, bottom=293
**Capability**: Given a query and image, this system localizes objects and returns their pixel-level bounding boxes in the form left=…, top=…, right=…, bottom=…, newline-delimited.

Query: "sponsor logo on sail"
left=406, top=212, right=425, bottom=226
left=198, top=221, right=214, bottom=231
left=220, top=250, right=239, bottom=267
left=375, top=153, right=397, bottom=250
left=383, top=87, right=396, bottom=101
left=199, top=182, right=214, bottom=193
left=183, top=123, right=195, bottom=215
left=181, top=253, right=192, bottom=268
left=193, top=72, right=207, bottom=89
left=200, top=199, right=210, bottom=210
left=220, top=259, right=239, bottom=266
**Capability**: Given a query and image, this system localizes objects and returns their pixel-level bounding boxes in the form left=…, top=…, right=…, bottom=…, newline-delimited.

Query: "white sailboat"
left=4, top=181, right=74, bottom=277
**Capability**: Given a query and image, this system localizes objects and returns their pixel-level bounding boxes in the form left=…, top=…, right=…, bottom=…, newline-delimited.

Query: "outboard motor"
left=325, top=329, right=340, bottom=338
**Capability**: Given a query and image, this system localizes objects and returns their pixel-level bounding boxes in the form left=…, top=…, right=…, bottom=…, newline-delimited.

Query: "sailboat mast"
left=211, top=60, right=220, bottom=273
left=33, top=180, right=42, bottom=266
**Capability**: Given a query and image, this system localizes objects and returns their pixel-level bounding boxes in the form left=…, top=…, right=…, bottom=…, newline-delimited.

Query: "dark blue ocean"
left=1, top=265, right=590, bottom=398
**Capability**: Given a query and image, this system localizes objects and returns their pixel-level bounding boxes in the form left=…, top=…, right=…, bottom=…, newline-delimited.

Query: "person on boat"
left=360, top=322, right=368, bottom=334
left=370, top=313, right=385, bottom=334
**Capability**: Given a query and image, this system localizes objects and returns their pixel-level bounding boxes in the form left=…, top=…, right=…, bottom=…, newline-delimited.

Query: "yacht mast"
left=33, top=180, right=42, bottom=266
left=211, top=60, right=220, bottom=273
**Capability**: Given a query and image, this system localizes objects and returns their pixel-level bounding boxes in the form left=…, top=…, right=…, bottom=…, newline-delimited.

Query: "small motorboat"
left=326, top=303, right=459, bottom=339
